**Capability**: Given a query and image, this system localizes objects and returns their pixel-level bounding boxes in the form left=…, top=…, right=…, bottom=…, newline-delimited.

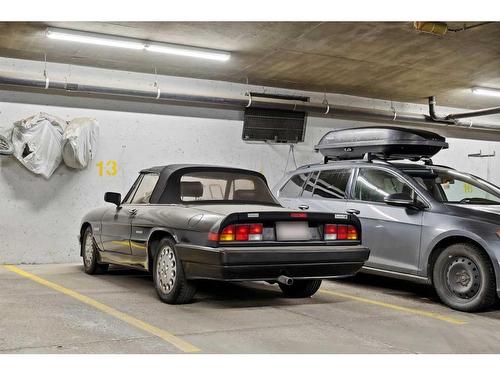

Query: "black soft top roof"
left=142, top=164, right=269, bottom=204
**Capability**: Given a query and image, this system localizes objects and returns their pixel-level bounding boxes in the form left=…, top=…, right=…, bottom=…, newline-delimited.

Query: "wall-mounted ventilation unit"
left=242, top=93, right=308, bottom=144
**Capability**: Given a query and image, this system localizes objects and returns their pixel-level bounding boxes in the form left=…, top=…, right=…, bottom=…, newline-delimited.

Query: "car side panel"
left=100, top=206, right=133, bottom=255
left=79, top=207, right=108, bottom=255
left=345, top=199, right=423, bottom=274
left=420, top=211, right=500, bottom=290
left=127, top=204, right=224, bottom=270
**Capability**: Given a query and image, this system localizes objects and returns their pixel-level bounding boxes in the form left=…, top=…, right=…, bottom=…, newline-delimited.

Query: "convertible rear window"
left=179, top=171, right=278, bottom=204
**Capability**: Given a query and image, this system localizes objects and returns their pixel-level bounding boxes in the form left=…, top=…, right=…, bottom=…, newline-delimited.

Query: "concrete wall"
left=0, top=101, right=330, bottom=263
left=0, top=57, right=499, bottom=264
left=433, top=139, right=499, bottom=183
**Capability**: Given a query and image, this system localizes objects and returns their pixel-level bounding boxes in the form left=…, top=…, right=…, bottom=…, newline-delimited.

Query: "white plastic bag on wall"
left=11, top=112, right=67, bottom=179
left=62, top=118, right=99, bottom=169
left=0, top=126, right=14, bottom=155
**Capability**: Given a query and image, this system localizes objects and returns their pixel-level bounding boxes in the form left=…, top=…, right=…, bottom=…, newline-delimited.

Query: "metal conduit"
left=445, top=106, right=500, bottom=120
left=0, top=73, right=499, bottom=131
left=429, top=95, right=500, bottom=121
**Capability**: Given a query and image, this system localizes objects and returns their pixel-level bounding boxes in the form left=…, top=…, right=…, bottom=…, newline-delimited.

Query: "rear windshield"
left=405, top=168, right=500, bottom=205
left=180, top=171, right=279, bottom=205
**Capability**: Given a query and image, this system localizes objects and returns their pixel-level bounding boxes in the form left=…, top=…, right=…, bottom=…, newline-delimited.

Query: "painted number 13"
left=97, top=160, right=118, bottom=176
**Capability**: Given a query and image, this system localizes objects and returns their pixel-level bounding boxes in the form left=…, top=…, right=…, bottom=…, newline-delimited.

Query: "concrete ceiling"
left=0, top=21, right=499, bottom=109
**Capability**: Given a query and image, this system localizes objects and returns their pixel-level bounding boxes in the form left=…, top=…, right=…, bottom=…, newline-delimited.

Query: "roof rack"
left=324, top=153, right=429, bottom=166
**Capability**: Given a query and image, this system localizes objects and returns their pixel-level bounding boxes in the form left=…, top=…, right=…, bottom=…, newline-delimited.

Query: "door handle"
left=346, top=208, right=360, bottom=215
left=129, top=208, right=138, bottom=216
left=298, top=205, right=309, bottom=210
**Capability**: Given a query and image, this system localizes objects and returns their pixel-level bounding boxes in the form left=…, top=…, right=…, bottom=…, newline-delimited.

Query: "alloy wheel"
left=84, top=232, right=94, bottom=267
left=157, top=246, right=177, bottom=294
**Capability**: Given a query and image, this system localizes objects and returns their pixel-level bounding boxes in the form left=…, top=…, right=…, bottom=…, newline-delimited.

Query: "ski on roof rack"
left=315, top=126, right=448, bottom=162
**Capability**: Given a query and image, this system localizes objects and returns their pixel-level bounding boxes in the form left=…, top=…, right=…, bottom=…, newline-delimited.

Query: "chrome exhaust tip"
left=278, top=275, right=293, bottom=286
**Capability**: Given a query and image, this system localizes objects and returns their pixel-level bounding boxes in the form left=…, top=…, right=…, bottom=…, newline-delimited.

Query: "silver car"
left=273, top=160, right=500, bottom=312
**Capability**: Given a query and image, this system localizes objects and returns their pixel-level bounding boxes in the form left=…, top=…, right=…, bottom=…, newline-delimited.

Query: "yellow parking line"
left=4, top=265, right=201, bottom=353
left=320, top=289, right=467, bottom=325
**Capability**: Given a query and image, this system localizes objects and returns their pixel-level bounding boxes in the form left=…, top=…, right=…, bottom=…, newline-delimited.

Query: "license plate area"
left=276, top=221, right=311, bottom=241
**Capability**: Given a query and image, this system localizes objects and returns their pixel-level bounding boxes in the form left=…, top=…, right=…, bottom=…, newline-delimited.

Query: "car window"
left=122, top=174, right=143, bottom=204
left=302, top=171, right=319, bottom=198
left=279, top=173, right=309, bottom=198
left=406, top=169, right=500, bottom=205
left=179, top=171, right=277, bottom=204
left=354, top=168, right=415, bottom=203
left=312, top=169, right=351, bottom=199
left=130, top=174, right=160, bottom=204
left=228, top=178, right=256, bottom=199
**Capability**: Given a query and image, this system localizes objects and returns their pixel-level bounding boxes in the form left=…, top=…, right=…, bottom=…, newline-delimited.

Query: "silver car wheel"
left=157, top=246, right=177, bottom=294
left=83, top=232, right=94, bottom=267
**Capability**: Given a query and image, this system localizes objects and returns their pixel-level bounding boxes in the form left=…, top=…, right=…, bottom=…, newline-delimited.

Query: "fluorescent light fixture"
left=471, top=87, right=500, bottom=98
left=145, top=43, right=230, bottom=62
left=46, top=27, right=231, bottom=62
left=47, top=28, right=144, bottom=50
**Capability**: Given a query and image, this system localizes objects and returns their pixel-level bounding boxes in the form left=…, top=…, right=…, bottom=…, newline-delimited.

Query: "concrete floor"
left=2, top=263, right=500, bottom=354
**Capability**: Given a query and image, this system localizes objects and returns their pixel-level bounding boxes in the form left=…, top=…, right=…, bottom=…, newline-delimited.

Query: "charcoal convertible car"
left=79, top=165, right=369, bottom=304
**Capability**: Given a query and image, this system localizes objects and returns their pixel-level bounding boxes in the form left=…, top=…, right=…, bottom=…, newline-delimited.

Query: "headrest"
left=233, top=189, right=256, bottom=201
left=181, top=181, right=203, bottom=198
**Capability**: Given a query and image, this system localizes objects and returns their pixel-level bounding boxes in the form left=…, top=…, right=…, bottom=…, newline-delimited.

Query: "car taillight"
left=338, top=225, right=348, bottom=240
left=219, top=225, right=235, bottom=241
left=248, top=223, right=264, bottom=241
left=213, top=223, right=263, bottom=242
left=208, top=232, right=219, bottom=241
left=347, top=225, right=358, bottom=240
left=290, top=212, right=307, bottom=218
left=324, top=224, right=337, bottom=240
left=324, top=224, right=358, bottom=241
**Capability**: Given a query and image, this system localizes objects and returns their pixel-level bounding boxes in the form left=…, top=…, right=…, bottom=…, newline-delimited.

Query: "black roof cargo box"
left=315, top=126, right=448, bottom=161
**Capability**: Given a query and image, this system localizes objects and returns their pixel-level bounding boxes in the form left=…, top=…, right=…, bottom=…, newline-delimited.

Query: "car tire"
left=279, top=279, right=322, bottom=298
left=433, top=243, right=496, bottom=312
left=153, top=237, right=197, bottom=304
left=82, top=227, right=109, bottom=275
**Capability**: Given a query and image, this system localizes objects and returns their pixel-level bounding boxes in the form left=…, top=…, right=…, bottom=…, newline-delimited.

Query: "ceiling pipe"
left=0, top=72, right=499, bottom=132
left=428, top=96, right=454, bottom=123
left=445, top=106, right=500, bottom=120
left=430, top=95, right=500, bottom=121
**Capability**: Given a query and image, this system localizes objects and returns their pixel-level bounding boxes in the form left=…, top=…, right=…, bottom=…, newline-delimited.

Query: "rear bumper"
left=176, top=243, right=370, bottom=281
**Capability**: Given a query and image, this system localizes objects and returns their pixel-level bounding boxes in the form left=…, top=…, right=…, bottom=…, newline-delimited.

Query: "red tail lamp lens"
left=337, top=225, right=348, bottom=240
left=324, top=224, right=358, bottom=241
left=249, top=223, right=263, bottom=234
left=248, top=223, right=263, bottom=241
left=208, top=232, right=219, bottom=241
left=235, top=225, right=250, bottom=241
left=324, top=224, right=337, bottom=240
left=218, top=223, right=263, bottom=241
left=290, top=212, right=307, bottom=218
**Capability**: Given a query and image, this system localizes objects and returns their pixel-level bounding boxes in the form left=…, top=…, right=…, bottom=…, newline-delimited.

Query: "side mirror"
left=384, top=193, right=415, bottom=208
left=104, top=192, right=121, bottom=207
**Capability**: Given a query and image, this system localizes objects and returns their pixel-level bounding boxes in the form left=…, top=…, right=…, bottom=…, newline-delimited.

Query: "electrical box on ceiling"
left=242, top=93, right=308, bottom=144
